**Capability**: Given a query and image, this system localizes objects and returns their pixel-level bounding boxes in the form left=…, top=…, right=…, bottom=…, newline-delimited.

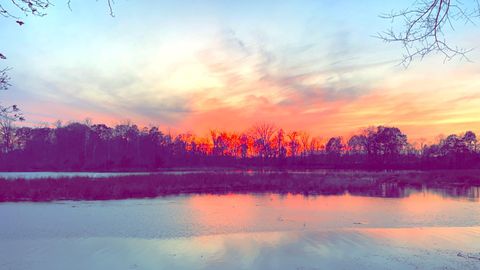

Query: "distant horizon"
left=11, top=118, right=479, bottom=146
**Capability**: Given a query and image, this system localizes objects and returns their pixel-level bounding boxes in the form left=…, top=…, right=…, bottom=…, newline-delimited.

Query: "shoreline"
left=1, top=167, right=480, bottom=173
left=1, top=170, right=480, bottom=202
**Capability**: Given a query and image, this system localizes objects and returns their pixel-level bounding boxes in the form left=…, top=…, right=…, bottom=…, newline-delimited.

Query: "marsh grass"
left=1, top=170, right=479, bottom=202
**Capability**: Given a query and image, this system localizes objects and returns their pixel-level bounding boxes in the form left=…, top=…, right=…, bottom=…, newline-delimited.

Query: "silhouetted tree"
left=287, top=131, right=300, bottom=158
left=0, top=105, right=24, bottom=153
left=348, top=135, right=368, bottom=155
left=463, top=131, right=477, bottom=152
left=309, top=137, right=323, bottom=155
left=0, top=122, right=479, bottom=171
left=300, top=132, right=310, bottom=157
left=326, top=137, right=343, bottom=155
left=239, top=134, right=249, bottom=159
left=366, top=126, right=408, bottom=166
left=274, top=129, right=287, bottom=159
left=250, top=123, right=276, bottom=158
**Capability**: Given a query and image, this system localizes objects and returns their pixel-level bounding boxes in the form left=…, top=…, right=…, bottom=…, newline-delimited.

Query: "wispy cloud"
left=192, top=29, right=393, bottom=111
left=6, top=0, right=480, bottom=141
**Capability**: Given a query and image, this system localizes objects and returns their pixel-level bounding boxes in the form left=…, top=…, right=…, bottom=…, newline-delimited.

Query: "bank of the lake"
left=1, top=170, right=480, bottom=202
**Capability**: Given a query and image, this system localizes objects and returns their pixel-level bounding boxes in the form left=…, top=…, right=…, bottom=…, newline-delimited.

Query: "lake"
left=1, top=188, right=480, bottom=269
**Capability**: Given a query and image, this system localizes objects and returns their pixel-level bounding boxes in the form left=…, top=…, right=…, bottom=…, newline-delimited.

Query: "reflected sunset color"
left=1, top=187, right=480, bottom=269
left=188, top=194, right=259, bottom=229
left=180, top=189, right=480, bottom=232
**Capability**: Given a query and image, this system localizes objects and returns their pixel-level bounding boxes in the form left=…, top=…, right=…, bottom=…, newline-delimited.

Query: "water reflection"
left=184, top=190, right=480, bottom=234
left=188, top=194, right=259, bottom=229
left=1, top=187, right=480, bottom=241
left=350, top=183, right=480, bottom=201
left=1, top=227, right=479, bottom=270
left=1, top=187, right=480, bottom=269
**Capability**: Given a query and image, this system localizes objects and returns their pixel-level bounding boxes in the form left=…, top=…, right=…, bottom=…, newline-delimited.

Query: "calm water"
left=1, top=189, right=480, bottom=269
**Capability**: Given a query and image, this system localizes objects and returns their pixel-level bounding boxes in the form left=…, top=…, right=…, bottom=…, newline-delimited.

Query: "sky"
left=1, top=0, right=480, bottom=142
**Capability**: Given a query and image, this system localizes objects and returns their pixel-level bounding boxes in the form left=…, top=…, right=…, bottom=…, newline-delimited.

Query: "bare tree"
left=274, top=128, right=286, bottom=158
left=287, top=131, right=300, bottom=157
left=0, top=105, right=24, bottom=153
left=309, top=136, right=323, bottom=155
left=380, top=0, right=480, bottom=66
left=250, top=123, right=276, bottom=158
left=299, top=131, right=310, bottom=157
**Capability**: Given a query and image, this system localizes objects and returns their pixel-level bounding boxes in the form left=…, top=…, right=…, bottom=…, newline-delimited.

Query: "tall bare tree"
left=287, top=131, right=300, bottom=157
left=250, top=123, right=276, bottom=158
left=299, top=131, right=310, bottom=157
left=0, top=105, right=24, bottom=153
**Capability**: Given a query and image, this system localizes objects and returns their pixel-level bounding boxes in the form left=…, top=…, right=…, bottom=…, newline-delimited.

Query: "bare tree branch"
left=104, top=0, right=115, bottom=17
left=1, top=0, right=115, bottom=22
left=0, top=68, right=11, bottom=91
left=0, top=104, right=24, bottom=122
left=0, top=0, right=51, bottom=21
left=379, top=0, right=480, bottom=67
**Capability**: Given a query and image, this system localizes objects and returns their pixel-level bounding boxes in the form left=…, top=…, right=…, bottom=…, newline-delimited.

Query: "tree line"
left=0, top=121, right=478, bottom=171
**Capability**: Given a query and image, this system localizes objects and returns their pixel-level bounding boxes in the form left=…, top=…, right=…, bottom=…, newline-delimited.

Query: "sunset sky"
left=1, top=0, right=480, bottom=142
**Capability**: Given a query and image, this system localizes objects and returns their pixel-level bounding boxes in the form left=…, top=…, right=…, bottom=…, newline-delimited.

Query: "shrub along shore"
left=1, top=170, right=479, bottom=202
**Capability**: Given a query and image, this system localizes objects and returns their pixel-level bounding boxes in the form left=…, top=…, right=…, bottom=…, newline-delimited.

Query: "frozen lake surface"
left=1, top=189, right=480, bottom=269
